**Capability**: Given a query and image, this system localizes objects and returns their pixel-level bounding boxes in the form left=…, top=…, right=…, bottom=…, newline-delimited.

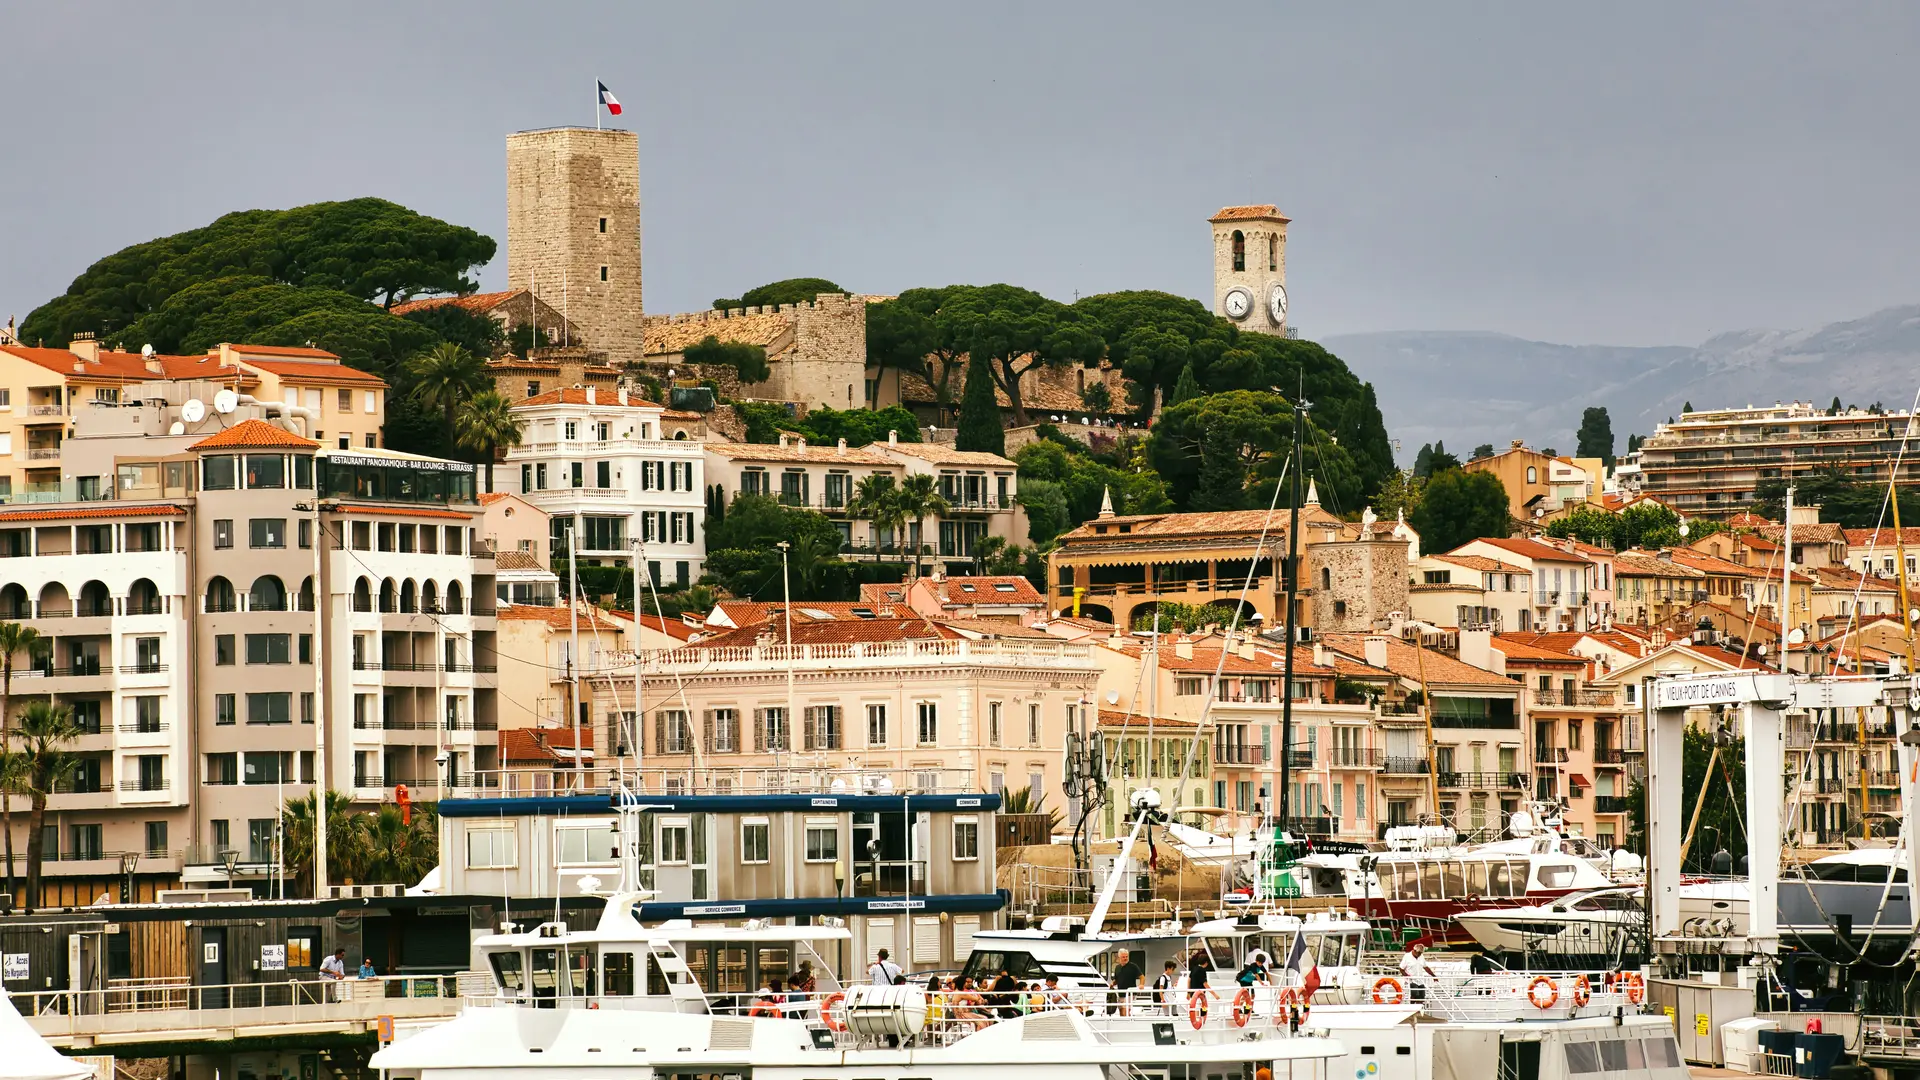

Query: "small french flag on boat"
left=598, top=81, right=623, bottom=116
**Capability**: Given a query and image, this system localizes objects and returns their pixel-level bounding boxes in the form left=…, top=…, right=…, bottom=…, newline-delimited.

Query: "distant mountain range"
left=1324, top=303, right=1920, bottom=463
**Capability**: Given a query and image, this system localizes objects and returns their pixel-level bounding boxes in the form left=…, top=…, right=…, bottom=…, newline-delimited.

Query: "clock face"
left=1224, top=287, right=1252, bottom=320
left=1269, top=283, right=1288, bottom=324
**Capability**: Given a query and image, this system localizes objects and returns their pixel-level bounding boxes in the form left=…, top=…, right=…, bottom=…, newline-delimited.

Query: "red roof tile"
left=1209, top=205, right=1290, bottom=223
left=928, top=576, right=1045, bottom=607
left=1463, top=537, right=1592, bottom=564
left=388, top=290, right=521, bottom=317
left=0, top=344, right=253, bottom=385
left=227, top=344, right=341, bottom=360
left=496, top=605, right=625, bottom=632
left=499, top=726, right=594, bottom=764
left=0, top=503, right=187, bottom=524
left=517, top=387, right=661, bottom=409
left=187, top=418, right=321, bottom=451
left=333, top=504, right=475, bottom=520
left=238, top=357, right=385, bottom=386
left=1319, top=633, right=1520, bottom=689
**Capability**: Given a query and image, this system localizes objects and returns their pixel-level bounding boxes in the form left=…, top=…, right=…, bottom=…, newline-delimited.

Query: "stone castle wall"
left=506, top=128, right=644, bottom=366
left=1308, top=538, right=1410, bottom=634
left=640, top=294, right=865, bottom=411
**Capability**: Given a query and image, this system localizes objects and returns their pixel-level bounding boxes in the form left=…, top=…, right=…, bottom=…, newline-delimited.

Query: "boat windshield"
left=1379, top=858, right=1524, bottom=899
left=489, top=951, right=524, bottom=993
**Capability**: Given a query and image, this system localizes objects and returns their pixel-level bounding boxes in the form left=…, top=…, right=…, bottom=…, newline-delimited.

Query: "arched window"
left=0, top=584, right=29, bottom=619
left=399, top=579, right=418, bottom=614
left=78, top=580, right=112, bottom=617
left=379, top=579, right=398, bottom=614
left=1269, top=233, right=1278, bottom=272
left=446, top=580, right=465, bottom=615
left=422, top=580, right=440, bottom=614
left=205, top=577, right=236, bottom=613
left=353, top=577, right=373, bottom=613
left=1321, top=567, right=1332, bottom=592
left=1526, top=466, right=1538, bottom=484
left=37, top=582, right=70, bottom=618
left=249, top=575, right=288, bottom=612
left=1231, top=230, right=1246, bottom=272
left=128, top=578, right=162, bottom=616
left=298, top=576, right=316, bottom=612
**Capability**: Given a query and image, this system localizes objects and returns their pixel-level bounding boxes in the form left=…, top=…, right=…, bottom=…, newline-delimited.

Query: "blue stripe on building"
left=441, top=793, right=1003, bottom=817
left=640, top=890, right=1008, bottom=920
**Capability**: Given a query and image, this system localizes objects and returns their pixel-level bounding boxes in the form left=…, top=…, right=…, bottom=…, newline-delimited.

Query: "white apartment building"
left=1451, top=537, right=1599, bottom=633
left=502, top=388, right=706, bottom=588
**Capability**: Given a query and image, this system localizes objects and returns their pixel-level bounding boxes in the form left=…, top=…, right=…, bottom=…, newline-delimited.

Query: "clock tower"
left=1210, top=205, right=1290, bottom=335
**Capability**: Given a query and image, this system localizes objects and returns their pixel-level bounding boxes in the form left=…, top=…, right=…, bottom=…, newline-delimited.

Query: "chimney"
left=1236, top=636, right=1256, bottom=661
left=1363, top=635, right=1390, bottom=670
left=586, top=386, right=596, bottom=405
left=837, top=437, right=847, bottom=455
left=888, top=429, right=898, bottom=446
left=617, top=387, right=629, bottom=406
left=1510, top=438, right=1525, bottom=450
left=1173, top=635, right=1194, bottom=660
left=68, top=333, right=100, bottom=363
left=1312, top=642, right=1327, bottom=667
left=778, top=432, right=790, bottom=448
left=796, top=436, right=807, bottom=452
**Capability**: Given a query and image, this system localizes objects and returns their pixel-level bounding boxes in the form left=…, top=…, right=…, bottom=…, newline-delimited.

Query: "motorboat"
left=1453, top=886, right=1644, bottom=959
left=1779, top=846, right=1911, bottom=942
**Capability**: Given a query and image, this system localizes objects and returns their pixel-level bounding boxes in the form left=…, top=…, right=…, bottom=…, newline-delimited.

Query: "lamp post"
left=220, top=847, right=239, bottom=893
left=119, top=851, right=138, bottom=905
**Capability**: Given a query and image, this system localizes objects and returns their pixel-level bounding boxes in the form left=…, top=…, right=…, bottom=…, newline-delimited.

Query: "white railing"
left=1352, top=964, right=1643, bottom=1022
left=626, top=638, right=1096, bottom=673
left=14, top=974, right=474, bottom=1045
left=456, top=763, right=984, bottom=798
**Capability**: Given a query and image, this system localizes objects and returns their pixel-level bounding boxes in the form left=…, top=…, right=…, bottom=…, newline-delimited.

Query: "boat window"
left=758, top=946, right=792, bottom=989
left=604, top=951, right=636, bottom=996
left=961, top=950, right=1043, bottom=983
left=1597, top=1040, right=1631, bottom=1071
left=1564, top=1043, right=1601, bottom=1074
left=648, top=950, right=672, bottom=996
left=490, top=951, right=525, bottom=993
left=529, top=947, right=560, bottom=999
left=1200, top=936, right=1236, bottom=969
left=564, top=947, right=596, bottom=996
left=1537, top=863, right=1577, bottom=890
left=1441, top=861, right=1464, bottom=897
left=1393, top=861, right=1420, bottom=899
left=1464, top=861, right=1488, bottom=896
left=1420, top=861, right=1444, bottom=899
left=1487, top=860, right=1518, bottom=897
left=1643, top=1037, right=1682, bottom=1069
left=714, top=945, right=749, bottom=994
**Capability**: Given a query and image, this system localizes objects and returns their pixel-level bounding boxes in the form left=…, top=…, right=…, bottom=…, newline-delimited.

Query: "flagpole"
left=596, top=79, right=601, bottom=130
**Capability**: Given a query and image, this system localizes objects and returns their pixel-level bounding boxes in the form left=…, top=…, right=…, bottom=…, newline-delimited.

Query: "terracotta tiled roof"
left=1097, top=709, right=1199, bottom=729
left=516, top=387, right=661, bottom=409
left=333, top=504, right=475, bottom=520
left=1499, top=630, right=1648, bottom=659
left=690, top=617, right=951, bottom=649
left=880, top=442, right=1017, bottom=468
left=1462, top=537, right=1592, bottom=564
left=0, top=503, right=186, bottom=524
left=1683, top=643, right=1771, bottom=670
left=496, top=605, right=625, bottom=632
left=486, top=355, right=621, bottom=376
left=238, top=359, right=385, bottom=386
left=928, top=616, right=1055, bottom=638
left=227, top=344, right=340, bottom=360
left=929, top=576, right=1045, bottom=607
left=492, top=551, right=546, bottom=572
left=1209, top=205, right=1289, bottom=222
left=0, top=344, right=253, bottom=384
left=499, top=726, right=593, bottom=765
left=703, top=442, right=895, bottom=465
left=1810, top=566, right=1900, bottom=592
left=1058, top=505, right=1344, bottom=544
left=1489, top=636, right=1587, bottom=664
left=1749, top=523, right=1846, bottom=546
left=1663, top=548, right=1755, bottom=577
left=1843, top=527, right=1920, bottom=547
left=1430, top=555, right=1529, bottom=574
left=1318, top=633, right=1519, bottom=689
left=478, top=492, right=515, bottom=506
left=1726, top=511, right=1774, bottom=527
left=644, top=312, right=793, bottom=355
left=187, top=418, right=321, bottom=451
left=625, top=611, right=702, bottom=642
left=1611, top=551, right=1707, bottom=579
left=388, top=290, right=521, bottom=317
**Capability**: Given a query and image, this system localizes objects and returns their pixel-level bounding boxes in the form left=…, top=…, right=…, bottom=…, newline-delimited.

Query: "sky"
left=5, top=3, right=1920, bottom=348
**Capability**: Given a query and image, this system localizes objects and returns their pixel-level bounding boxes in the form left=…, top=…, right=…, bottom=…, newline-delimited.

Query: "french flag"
left=598, top=81, right=623, bottom=116
left=1285, top=929, right=1321, bottom=999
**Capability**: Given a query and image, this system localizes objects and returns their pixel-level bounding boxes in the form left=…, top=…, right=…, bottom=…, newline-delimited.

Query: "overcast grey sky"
left=4, top=3, right=1919, bottom=347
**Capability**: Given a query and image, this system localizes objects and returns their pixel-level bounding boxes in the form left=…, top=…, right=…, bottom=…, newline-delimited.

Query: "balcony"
left=1531, top=687, right=1617, bottom=708
left=1438, top=770, right=1530, bottom=790
left=1533, top=746, right=1568, bottom=764
left=1329, top=747, right=1383, bottom=769
left=1381, top=756, right=1430, bottom=775
left=1594, top=794, right=1632, bottom=814
left=26, top=403, right=64, bottom=417
left=1282, top=749, right=1314, bottom=770
left=1594, top=747, right=1626, bottom=765
left=118, top=779, right=170, bottom=793
left=1212, top=745, right=1267, bottom=766
left=1869, top=769, right=1901, bottom=787
left=25, top=446, right=62, bottom=461
left=1815, top=778, right=1846, bottom=795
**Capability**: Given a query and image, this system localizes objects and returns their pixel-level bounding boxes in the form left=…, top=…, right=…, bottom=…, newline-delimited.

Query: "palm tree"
left=358, top=802, right=440, bottom=888
left=845, top=474, right=900, bottom=560
left=454, top=390, right=526, bottom=493
left=405, top=342, right=487, bottom=444
left=1001, top=785, right=1063, bottom=834
left=279, top=790, right=365, bottom=897
left=892, top=474, right=951, bottom=579
left=0, top=621, right=39, bottom=899
left=15, top=700, right=79, bottom=912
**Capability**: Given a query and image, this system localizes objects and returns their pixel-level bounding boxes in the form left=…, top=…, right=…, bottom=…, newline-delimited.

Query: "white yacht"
left=1453, top=887, right=1644, bottom=958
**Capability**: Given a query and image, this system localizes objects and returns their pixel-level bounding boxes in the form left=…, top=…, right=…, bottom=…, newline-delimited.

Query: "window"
left=756, top=707, right=788, bottom=751
left=213, top=519, right=234, bottom=549
left=804, top=821, right=838, bottom=862
left=1028, top=703, right=1041, bottom=745
left=988, top=701, right=1002, bottom=746
left=467, top=827, right=517, bottom=869
left=709, top=708, right=738, bottom=752
left=247, top=692, right=292, bottom=725
left=299, top=634, right=312, bottom=664
left=916, top=701, right=938, bottom=745
left=1231, top=229, right=1246, bottom=271
left=556, top=822, right=618, bottom=865
left=71, top=824, right=103, bottom=861
left=244, top=455, right=285, bottom=489
left=657, top=710, right=690, bottom=754
left=805, top=705, right=842, bottom=750
left=660, top=820, right=691, bottom=864
left=600, top=266, right=608, bottom=282
left=598, top=217, right=607, bottom=233
left=601, top=951, right=634, bottom=996
left=215, top=635, right=235, bottom=666
left=145, top=820, right=168, bottom=857
left=364, top=391, right=377, bottom=414
left=215, top=694, right=236, bottom=725
left=953, top=818, right=980, bottom=860
left=203, top=456, right=236, bottom=490
left=866, top=704, right=887, bottom=747
left=244, top=751, right=284, bottom=784
left=1526, top=465, right=1538, bottom=483
left=246, top=634, right=291, bottom=664
left=741, top=820, right=770, bottom=863
left=134, top=696, right=161, bottom=733
left=1176, top=677, right=1205, bottom=696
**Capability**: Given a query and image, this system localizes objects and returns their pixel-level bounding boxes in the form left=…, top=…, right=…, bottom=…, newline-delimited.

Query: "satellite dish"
left=1787, top=628, right=1806, bottom=645
left=1105, top=690, right=1119, bottom=705
left=213, top=389, right=238, bottom=414
left=181, top=399, right=206, bottom=424
left=141, top=344, right=154, bottom=359
left=168, top=422, right=185, bottom=436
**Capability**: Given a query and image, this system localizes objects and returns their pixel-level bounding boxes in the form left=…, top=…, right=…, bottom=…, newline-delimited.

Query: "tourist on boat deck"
left=990, top=968, right=1021, bottom=1018
left=925, top=976, right=949, bottom=1024
left=1043, top=974, right=1074, bottom=1011
left=792, top=961, right=816, bottom=995
left=755, top=976, right=783, bottom=1013
left=358, top=958, right=377, bottom=979
left=952, top=976, right=993, bottom=1029
left=1399, top=939, right=1437, bottom=1001
left=1110, top=949, right=1141, bottom=1015
left=1152, top=960, right=1178, bottom=1013
left=868, top=947, right=903, bottom=985
left=1236, top=951, right=1270, bottom=987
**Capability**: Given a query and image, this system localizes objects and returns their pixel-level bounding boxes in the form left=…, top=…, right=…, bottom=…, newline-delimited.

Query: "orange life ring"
left=1276, top=986, right=1301, bottom=1007
left=1571, top=975, right=1591, bottom=1007
left=1232, top=987, right=1255, bottom=1027
left=820, top=992, right=846, bottom=1032
left=748, top=1000, right=782, bottom=1018
left=1527, top=976, right=1559, bottom=1010
left=1370, top=977, right=1405, bottom=1005
left=1189, top=993, right=1210, bottom=1029
left=1622, top=971, right=1645, bottom=1004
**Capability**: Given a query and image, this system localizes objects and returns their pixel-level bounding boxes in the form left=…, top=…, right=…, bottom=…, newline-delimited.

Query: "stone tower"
left=1210, top=205, right=1290, bottom=336
left=506, top=128, right=644, bottom=367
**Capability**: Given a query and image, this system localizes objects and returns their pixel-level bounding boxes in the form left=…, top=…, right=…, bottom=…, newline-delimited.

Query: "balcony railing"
left=1381, top=756, right=1430, bottom=775
left=119, top=663, right=167, bottom=674
left=1533, top=746, right=1568, bottom=764
left=118, top=779, right=170, bottom=792
left=1815, top=778, right=1846, bottom=795
left=1594, top=747, right=1626, bottom=765
left=1869, top=769, right=1901, bottom=786
left=27, top=403, right=64, bottom=417
left=1282, top=749, right=1314, bottom=769
left=116, top=722, right=169, bottom=734
left=1594, top=794, right=1632, bottom=814
left=1329, top=747, right=1383, bottom=769
left=1532, top=687, right=1617, bottom=707
left=1438, top=770, right=1530, bottom=790
left=1212, top=745, right=1267, bottom=766
left=25, top=447, right=62, bottom=460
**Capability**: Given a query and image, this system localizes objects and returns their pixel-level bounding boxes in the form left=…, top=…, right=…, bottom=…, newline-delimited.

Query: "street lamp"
left=119, top=851, right=138, bottom=905
left=219, top=847, right=239, bottom=893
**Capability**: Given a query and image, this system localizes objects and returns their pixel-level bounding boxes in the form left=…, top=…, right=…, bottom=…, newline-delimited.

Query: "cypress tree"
left=955, top=353, right=1005, bottom=455
left=1191, top=424, right=1247, bottom=511
left=1169, top=362, right=1203, bottom=407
